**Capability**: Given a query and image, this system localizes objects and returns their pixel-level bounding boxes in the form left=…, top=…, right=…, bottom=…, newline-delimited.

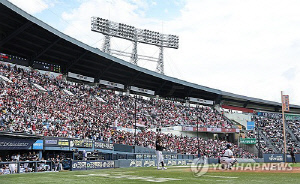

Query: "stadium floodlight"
left=91, top=17, right=179, bottom=74
left=91, top=17, right=179, bottom=49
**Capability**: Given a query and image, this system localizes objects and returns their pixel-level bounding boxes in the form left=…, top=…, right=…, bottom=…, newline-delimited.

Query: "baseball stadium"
left=0, top=0, right=299, bottom=183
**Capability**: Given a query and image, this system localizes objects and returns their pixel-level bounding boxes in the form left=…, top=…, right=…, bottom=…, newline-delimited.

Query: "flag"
left=282, top=95, right=290, bottom=112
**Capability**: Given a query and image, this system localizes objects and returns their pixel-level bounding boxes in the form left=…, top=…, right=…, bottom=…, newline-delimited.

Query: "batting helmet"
left=226, top=144, right=232, bottom=149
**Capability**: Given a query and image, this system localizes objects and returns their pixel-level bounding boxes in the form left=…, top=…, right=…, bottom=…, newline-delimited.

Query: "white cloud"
left=164, top=0, right=300, bottom=105
left=151, top=1, right=157, bottom=6
left=282, top=67, right=298, bottom=81
left=61, top=0, right=161, bottom=54
left=60, top=0, right=300, bottom=105
left=8, top=0, right=54, bottom=14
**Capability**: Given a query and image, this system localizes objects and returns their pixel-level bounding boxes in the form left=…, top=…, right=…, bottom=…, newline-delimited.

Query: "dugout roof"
left=1, top=0, right=300, bottom=113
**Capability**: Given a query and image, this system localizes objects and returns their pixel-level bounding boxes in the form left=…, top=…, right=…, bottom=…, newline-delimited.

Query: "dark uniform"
left=155, top=137, right=166, bottom=170
left=156, top=140, right=163, bottom=151
left=290, top=149, right=296, bottom=163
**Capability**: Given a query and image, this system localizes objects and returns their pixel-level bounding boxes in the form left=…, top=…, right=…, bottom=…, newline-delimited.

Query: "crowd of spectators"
left=0, top=62, right=234, bottom=133
left=110, top=130, right=255, bottom=158
left=251, top=114, right=299, bottom=154
left=288, top=120, right=300, bottom=142
left=0, top=62, right=254, bottom=159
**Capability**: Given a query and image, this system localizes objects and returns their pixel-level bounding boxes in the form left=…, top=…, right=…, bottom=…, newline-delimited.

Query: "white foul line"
left=203, top=175, right=238, bottom=179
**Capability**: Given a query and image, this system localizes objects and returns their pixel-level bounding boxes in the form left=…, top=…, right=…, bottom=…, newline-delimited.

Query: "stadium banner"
left=86, top=160, right=115, bottom=170
left=117, top=159, right=191, bottom=168
left=32, top=140, right=44, bottom=150
left=71, top=160, right=115, bottom=171
left=247, top=121, right=255, bottom=130
left=264, top=154, right=300, bottom=163
left=182, top=126, right=194, bottom=131
left=221, top=105, right=254, bottom=113
left=44, top=138, right=70, bottom=147
left=129, top=86, right=155, bottom=96
left=134, top=153, right=176, bottom=160
left=264, top=154, right=284, bottom=162
left=0, top=138, right=36, bottom=150
left=240, top=138, right=257, bottom=144
left=182, top=127, right=207, bottom=132
left=207, top=128, right=222, bottom=132
left=71, top=160, right=87, bottom=171
left=282, top=95, right=290, bottom=112
left=94, top=141, right=114, bottom=150
left=257, top=112, right=282, bottom=118
left=188, top=97, right=214, bottom=105
left=285, top=114, right=300, bottom=121
left=68, top=72, right=94, bottom=83
left=99, top=79, right=124, bottom=89
left=71, top=139, right=93, bottom=148
left=221, top=128, right=240, bottom=133
left=182, top=126, right=239, bottom=133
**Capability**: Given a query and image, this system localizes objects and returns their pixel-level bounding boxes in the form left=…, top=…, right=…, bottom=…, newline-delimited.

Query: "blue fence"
left=115, top=159, right=193, bottom=168
left=70, top=160, right=115, bottom=171
left=263, top=154, right=300, bottom=162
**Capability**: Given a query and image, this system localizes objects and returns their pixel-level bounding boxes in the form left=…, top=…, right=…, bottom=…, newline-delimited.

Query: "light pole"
left=194, top=105, right=200, bottom=157
left=192, top=105, right=200, bottom=158
left=257, top=120, right=262, bottom=158
left=197, top=106, right=200, bottom=158
left=134, top=95, right=137, bottom=146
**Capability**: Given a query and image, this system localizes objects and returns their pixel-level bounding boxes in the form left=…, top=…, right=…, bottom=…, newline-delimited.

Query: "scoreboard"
left=32, top=61, right=61, bottom=73
left=0, top=53, right=61, bottom=73
left=0, top=53, right=28, bottom=66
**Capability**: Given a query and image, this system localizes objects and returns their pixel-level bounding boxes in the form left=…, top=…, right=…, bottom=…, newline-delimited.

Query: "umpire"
left=156, top=136, right=167, bottom=170
left=290, top=147, right=296, bottom=163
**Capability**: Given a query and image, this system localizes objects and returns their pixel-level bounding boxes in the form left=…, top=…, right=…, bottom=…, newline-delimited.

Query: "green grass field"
left=1, top=163, right=300, bottom=184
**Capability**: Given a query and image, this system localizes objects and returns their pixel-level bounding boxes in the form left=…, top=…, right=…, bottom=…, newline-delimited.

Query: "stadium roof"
left=1, top=0, right=300, bottom=113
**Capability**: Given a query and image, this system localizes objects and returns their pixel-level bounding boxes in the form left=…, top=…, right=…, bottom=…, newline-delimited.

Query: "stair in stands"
left=259, top=129, right=280, bottom=153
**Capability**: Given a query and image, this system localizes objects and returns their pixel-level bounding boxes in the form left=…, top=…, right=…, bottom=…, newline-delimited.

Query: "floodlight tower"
left=157, top=46, right=164, bottom=74
left=91, top=17, right=179, bottom=74
left=103, top=35, right=111, bottom=54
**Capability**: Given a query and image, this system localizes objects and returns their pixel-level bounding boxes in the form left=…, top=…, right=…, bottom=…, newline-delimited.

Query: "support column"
left=103, top=35, right=111, bottom=54
left=156, top=46, right=164, bottom=74
left=131, top=41, right=138, bottom=65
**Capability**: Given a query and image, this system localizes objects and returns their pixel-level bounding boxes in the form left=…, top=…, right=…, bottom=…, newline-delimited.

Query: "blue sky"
left=143, top=0, right=185, bottom=20
left=6, top=0, right=300, bottom=105
left=30, top=0, right=185, bottom=32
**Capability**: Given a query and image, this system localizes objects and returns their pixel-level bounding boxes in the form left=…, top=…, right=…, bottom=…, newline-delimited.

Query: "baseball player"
left=156, top=136, right=167, bottom=170
left=290, top=147, right=296, bottom=163
left=220, top=144, right=237, bottom=170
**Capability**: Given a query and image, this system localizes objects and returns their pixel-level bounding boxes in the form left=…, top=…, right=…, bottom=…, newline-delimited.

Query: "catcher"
left=220, top=144, right=237, bottom=169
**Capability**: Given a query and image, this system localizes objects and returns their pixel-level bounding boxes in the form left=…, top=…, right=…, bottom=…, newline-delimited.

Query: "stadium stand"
left=251, top=114, right=300, bottom=154
left=0, top=62, right=255, bottom=161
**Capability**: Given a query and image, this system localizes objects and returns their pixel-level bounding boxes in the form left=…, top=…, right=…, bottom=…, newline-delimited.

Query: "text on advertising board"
left=72, top=139, right=93, bottom=148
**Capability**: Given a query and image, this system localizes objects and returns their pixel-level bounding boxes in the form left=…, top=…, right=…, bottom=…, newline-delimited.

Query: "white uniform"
left=9, top=163, right=16, bottom=174
left=9, top=156, right=17, bottom=174
left=156, top=150, right=163, bottom=164
left=220, top=149, right=236, bottom=169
